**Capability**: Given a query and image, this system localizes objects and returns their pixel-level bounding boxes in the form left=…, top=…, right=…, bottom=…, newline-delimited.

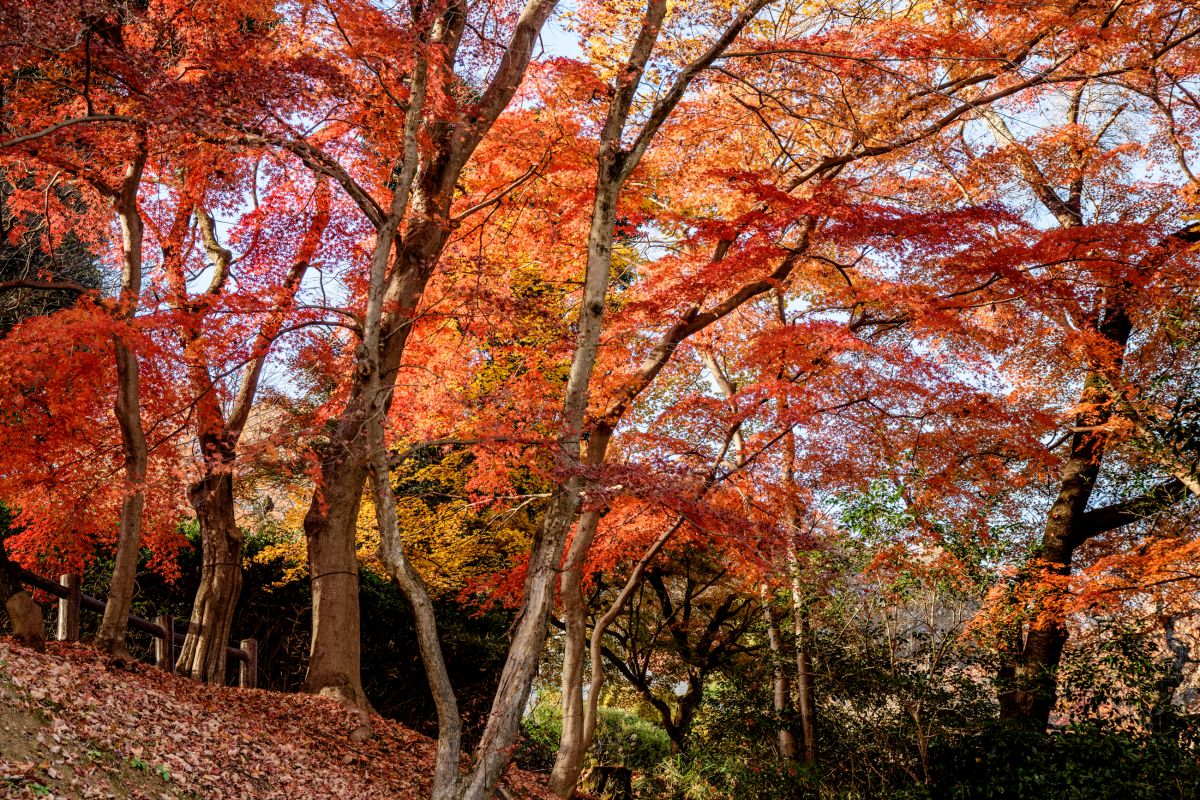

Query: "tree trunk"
left=370, top=415, right=464, bottom=800
left=454, top=143, right=623, bottom=800
left=549, top=513, right=598, bottom=796
left=793, top=606, right=817, bottom=764
left=791, top=562, right=817, bottom=764
left=550, top=429, right=610, bottom=798
left=998, top=304, right=1131, bottom=729
left=96, top=153, right=148, bottom=658
left=96, top=339, right=148, bottom=658
left=301, top=244, right=433, bottom=714
left=658, top=674, right=703, bottom=756
left=302, top=403, right=372, bottom=708
left=172, top=190, right=327, bottom=685
left=176, top=465, right=243, bottom=682
left=761, top=586, right=797, bottom=760
left=782, top=422, right=817, bottom=765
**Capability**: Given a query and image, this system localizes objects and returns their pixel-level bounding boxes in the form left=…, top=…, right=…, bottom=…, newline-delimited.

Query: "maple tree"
left=0, top=0, right=328, bottom=672
left=528, top=0, right=1200, bottom=789
left=1, top=0, right=1200, bottom=797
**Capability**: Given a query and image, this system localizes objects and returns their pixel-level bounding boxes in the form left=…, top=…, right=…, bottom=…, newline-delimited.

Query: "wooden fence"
left=18, top=568, right=257, bottom=689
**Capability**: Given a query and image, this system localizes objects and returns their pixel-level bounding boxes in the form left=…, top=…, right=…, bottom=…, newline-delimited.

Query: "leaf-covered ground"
left=0, top=639, right=555, bottom=799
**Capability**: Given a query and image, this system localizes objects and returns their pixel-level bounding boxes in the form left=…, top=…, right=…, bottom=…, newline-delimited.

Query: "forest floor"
left=0, top=638, right=555, bottom=799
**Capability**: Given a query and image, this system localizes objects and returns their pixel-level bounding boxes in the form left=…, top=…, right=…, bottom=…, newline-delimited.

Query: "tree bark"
left=173, top=196, right=322, bottom=681
left=460, top=169, right=618, bottom=799
left=175, top=463, right=243, bottom=682
left=303, top=385, right=378, bottom=709
left=96, top=150, right=148, bottom=659
left=780, top=418, right=817, bottom=764
left=370, top=419, right=464, bottom=800
left=997, top=296, right=1132, bottom=728
left=298, top=0, right=558, bottom=727
left=761, top=586, right=797, bottom=760
left=791, top=575, right=817, bottom=765
left=546, top=2, right=774, bottom=791
left=550, top=440, right=609, bottom=798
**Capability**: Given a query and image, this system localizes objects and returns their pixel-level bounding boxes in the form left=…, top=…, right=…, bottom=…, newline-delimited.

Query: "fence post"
left=57, top=574, right=80, bottom=642
left=239, top=638, right=257, bottom=689
left=155, top=614, right=174, bottom=672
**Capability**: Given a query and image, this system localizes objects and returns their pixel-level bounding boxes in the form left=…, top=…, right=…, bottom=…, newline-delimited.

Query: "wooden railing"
left=18, top=568, right=257, bottom=689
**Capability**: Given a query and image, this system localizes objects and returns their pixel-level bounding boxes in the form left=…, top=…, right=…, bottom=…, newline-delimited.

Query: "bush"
left=517, top=693, right=670, bottom=775
left=930, top=720, right=1200, bottom=800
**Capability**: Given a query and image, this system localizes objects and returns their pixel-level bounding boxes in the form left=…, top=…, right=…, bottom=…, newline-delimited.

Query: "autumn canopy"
left=1, top=0, right=1200, bottom=797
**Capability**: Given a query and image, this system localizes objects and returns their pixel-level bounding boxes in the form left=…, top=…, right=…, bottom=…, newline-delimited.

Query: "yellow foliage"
left=250, top=484, right=311, bottom=586
left=362, top=450, right=539, bottom=598
left=247, top=451, right=539, bottom=597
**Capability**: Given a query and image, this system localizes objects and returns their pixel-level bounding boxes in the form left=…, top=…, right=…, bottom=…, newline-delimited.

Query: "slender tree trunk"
left=550, top=429, right=610, bottom=798
left=175, top=462, right=242, bottom=682
left=96, top=152, right=148, bottom=658
left=784, top=438, right=816, bottom=763
left=761, top=586, right=797, bottom=760
left=460, top=476, right=587, bottom=799
left=546, top=1, right=775, bottom=789
left=97, top=341, right=148, bottom=658
left=369, top=417, right=464, bottom=800
left=792, top=593, right=817, bottom=764
left=457, top=172, right=619, bottom=800
left=554, top=340, right=765, bottom=791
left=550, top=513, right=600, bottom=796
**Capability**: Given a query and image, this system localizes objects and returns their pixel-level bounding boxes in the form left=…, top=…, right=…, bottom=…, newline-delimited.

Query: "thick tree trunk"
left=992, top=222, right=1200, bottom=727
left=172, top=191, right=327, bottom=685
left=303, top=404, right=372, bottom=708
left=643, top=673, right=703, bottom=756
left=301, top=243, right=432, bottom=714
left=176, top=466, right=243, bottom=682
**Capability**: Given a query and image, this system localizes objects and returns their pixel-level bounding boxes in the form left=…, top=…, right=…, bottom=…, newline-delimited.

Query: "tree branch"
left=0, top=278, right=92, bottom=294
left=0, top=115, right=134, bottom=150
left=1076, top=479, right=1191, bottom=538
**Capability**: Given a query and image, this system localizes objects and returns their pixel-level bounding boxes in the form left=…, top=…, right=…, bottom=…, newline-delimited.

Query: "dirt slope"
left=0, top=639, right=553, bottom=800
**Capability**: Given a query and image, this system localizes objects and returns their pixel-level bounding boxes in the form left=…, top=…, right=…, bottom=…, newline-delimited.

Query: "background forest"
left=1, top=0, right=1200, bottom=798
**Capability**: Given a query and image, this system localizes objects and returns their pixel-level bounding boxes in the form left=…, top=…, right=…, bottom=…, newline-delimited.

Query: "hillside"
left=0, top=639, right=553, bottom=800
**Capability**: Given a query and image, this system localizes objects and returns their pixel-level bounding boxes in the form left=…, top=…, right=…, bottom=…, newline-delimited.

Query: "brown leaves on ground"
left=0, top=639, right=555, bottom=800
